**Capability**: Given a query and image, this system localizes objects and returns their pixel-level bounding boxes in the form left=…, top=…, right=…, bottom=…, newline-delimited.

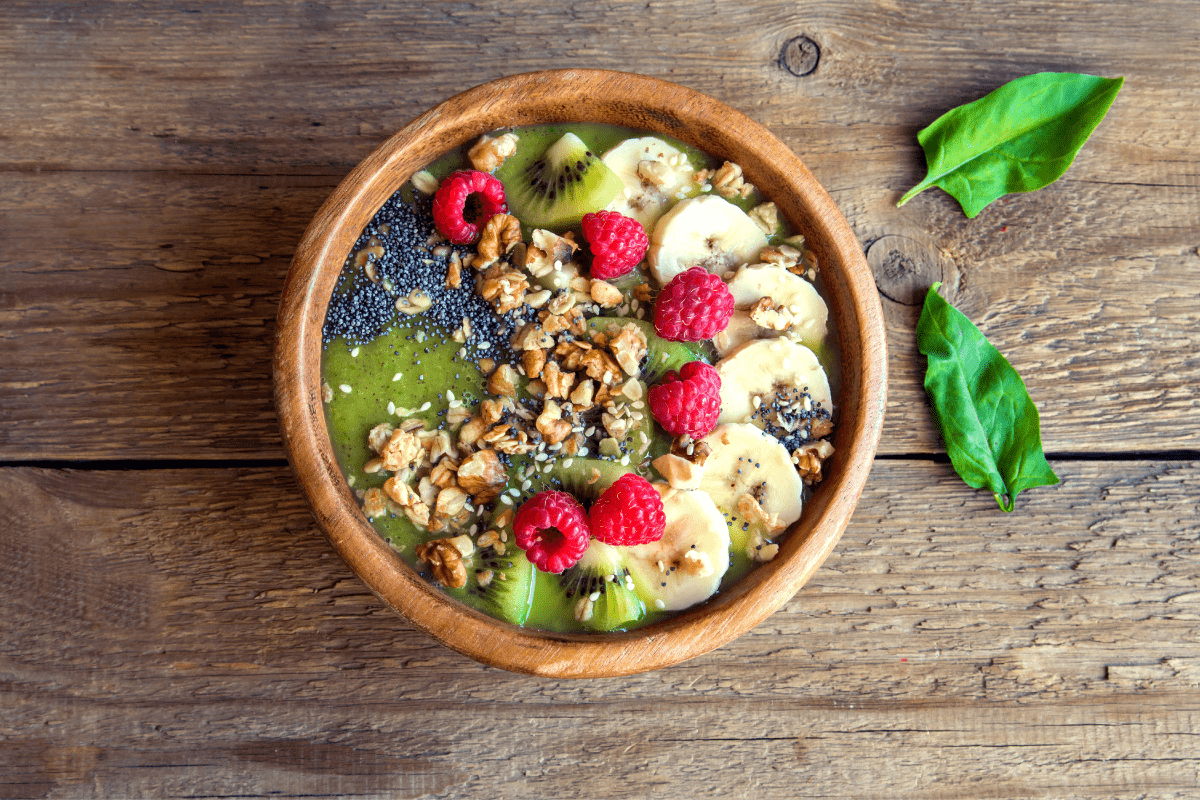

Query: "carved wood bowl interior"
left=275, top=69, right=887, bottom=677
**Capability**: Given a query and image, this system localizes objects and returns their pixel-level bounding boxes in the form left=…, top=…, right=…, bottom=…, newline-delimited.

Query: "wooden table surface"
left=3, top=1, right=1198, bottom=797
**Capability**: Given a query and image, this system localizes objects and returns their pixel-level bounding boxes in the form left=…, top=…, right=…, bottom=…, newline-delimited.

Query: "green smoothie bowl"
left=274, top=69, right=886, bottom=677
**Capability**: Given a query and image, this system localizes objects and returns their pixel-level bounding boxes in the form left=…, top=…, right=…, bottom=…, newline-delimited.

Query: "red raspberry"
left=647, top=361, right=722, bottom=438
left=431, top=170, right=508, bottom=245
left=588, top=474, right=665, bottom=546
left=653, top=266, right=735, bottom=341
left=582, top=210, right=649, bottom=279
left=513, top=490, right=591, bottom=573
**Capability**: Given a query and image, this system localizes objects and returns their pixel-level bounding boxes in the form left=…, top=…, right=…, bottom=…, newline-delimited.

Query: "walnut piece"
left=542, top=361, right=576, bottom=400
left=383, top=477, right=431, bottom=528
left=671, top=437, right=713, bottom=466
left=468, top=133, right=520, bottom=173
left=536, top=400, right=573, bottom=445
left=478, top=261, right=529, bottom=313
left=794, top=439, right=835, bottom=485
left=609, top=322, right=648, bottom=376
left=737, top=494, right=786, bottom=535
left=471, top=213, right=523, bottom=269
left=522, top=229, right=579, bottom=277
left=757, top=244, right=802, bottom=271
left=748, top=297, right=795, bottom=331
left=748, top=201, right=780, bottom=236
left=487, top=363, right=519, bottom=397
left=522, top=348, right=546, bottom=379
left=456, top=449, right=507, bottom=503
left=362, top=487, right=387, bottom=518
left=416, top=537, right=470, bottom=588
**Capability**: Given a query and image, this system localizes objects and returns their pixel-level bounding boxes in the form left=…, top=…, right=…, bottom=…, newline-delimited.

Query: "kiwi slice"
left=443, top=528, right=537, bottom=626
left=498, top=132, right=625, bottom=231
left=557, top=539, right=646, bottom=632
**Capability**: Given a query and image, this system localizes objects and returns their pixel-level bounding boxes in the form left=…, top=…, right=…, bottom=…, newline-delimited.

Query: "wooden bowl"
left=275, top=69, right=887, bottom=677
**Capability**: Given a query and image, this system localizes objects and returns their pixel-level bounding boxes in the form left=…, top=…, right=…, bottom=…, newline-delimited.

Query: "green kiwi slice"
left=497, top=132, right=625, bottom=231
left=557, top=539, right=646, bottom=632
left=584, top=316, right=713, bottom=384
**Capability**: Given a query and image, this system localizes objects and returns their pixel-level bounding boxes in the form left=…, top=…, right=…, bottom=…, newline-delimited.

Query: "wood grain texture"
left=2, top=0, right=1199, bottom=459
left=2, top=461, right=1199, bottom=797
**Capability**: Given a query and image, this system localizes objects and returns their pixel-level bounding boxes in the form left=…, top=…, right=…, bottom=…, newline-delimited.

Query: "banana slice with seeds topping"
left=648, top=195, right=768, bottom=286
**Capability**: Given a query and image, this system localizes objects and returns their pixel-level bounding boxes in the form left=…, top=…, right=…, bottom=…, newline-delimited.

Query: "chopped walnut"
left=522, top=348, right=546, bottom=379
left=380, top=428, right=424, bottom=472
left=458, top=416, right=488, bottom=449
left=712, top=161, right=755, bottom=199
left=457, top=449, right=507, bottom=503
left=542, top=306, right=586, bottom=336
left=487, top=363, right=519, bottom=397
left=748, top=297, right=795, bottom=331
left=542, top=361, right=576, bottom=399
left=609, top=323, right=648, bottom=376
left=620, top=378, right=644, bottom=401
left=536, top=400, right=573, bottom=445
left=555, top=340, right=592, bottom=371
left=601, top=410, right=631, bottom=441
left=580, top=348, right=624, bottom=386
left=590, top=279, right=623, bottom=308
left=322, top=382, right=334, bottom=403
left=394, top=288, right=433, bottom=316
left=445, top=252, right=462, bottom=288
left=468, top=132, right=520, bottom=173
left=363, top=457, right=384, bottom=475
left=632, top=283, right=655, bottom=303
left=480, top=398, right=506, bottom=426
left=383, top=477, right=431, bottom=528
left=651, top=453, right=704, bottom=490
left=569, top=378, right=595, bottom=409
left=794, top=439, right=835, bottom=485
left=471, top=213, right=523, bottom=270
left=362, top=487, right=387, bottom=518
left=478, top=261, right=529, bottom=313
left=446, top=404, right=471, bottom=426
left=682, top=549, right=715, bottom=578
left=416, top=537, right=469, bottom=588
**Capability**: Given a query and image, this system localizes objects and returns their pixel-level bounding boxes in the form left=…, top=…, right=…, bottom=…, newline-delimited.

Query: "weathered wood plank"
left=2, top=461, right=1199, bottom=797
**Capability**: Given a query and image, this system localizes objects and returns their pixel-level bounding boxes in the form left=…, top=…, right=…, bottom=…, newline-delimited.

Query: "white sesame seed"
left=508, top=488, right=520, bottom=497
left=589, top=591, right=601, bottom=602
left=416, top=330, right=426, bottom=343
left=446, top=389, right=456, bottom=402
left=620, top=454, right=631, bottom=465
left=419, top=401, right=431, bottom=412
left=350, top=347, right=360, bottom=357
left=521, top=479, right=532, bottom=492
left=654, top=599, right=666, bottom=610
left=392, top=372, right=403, bottom=382
left=562, top=458, right=574, bottom=468
left=347, top=476, right=356, bottom=487
left=500, top=494, right=512, bottom=505
left=478, top=341, right=491, bottom=350
left=339, top=384, right=352, bottom=394
left=387, top=401, right=396, bottom=415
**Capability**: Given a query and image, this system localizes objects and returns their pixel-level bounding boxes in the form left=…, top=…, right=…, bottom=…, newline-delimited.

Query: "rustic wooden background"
left=3, top=1, right=1199, bottom=797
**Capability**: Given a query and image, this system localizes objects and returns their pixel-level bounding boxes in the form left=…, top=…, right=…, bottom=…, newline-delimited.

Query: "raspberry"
left=582, top=210, right=649, bottom=279
left=589, top=474, right=666, bottom=546
left=653, top=266, right=735, bottom=341
left=513, top=490, right=591, bottom=573
left=431, top=170, right=508, bottom=245
left=647, top=360, right=722, bottom=438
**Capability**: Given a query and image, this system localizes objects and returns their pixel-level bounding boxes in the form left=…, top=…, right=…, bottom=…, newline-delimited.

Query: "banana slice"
left=698, top=423, right=804, bottom=529
left=712, top=310, right=758, bottom=356
left=602, top=137, right=695, bottom=233
left=648, top=195, right=768, bottom=286
left=716, top=264, right=828, bottom=355
left=715, top=338, right=833, bottom=425
left=624, top=484, right=731, bottom=611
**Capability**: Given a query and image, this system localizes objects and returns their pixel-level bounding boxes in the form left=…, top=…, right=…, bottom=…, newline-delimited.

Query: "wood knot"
left=866, top=235, right=953, bottom=306
left=780, top=36, right=820, bottom=77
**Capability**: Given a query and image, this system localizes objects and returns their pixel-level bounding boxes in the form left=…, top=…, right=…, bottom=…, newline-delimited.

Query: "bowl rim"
left=275, top=68, right=887, bottom=677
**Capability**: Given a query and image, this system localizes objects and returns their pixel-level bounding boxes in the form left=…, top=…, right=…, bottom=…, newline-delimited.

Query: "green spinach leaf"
left=917, top=283, right=1059, bottom=511
left=898, top=72, right=1123, bottom=217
